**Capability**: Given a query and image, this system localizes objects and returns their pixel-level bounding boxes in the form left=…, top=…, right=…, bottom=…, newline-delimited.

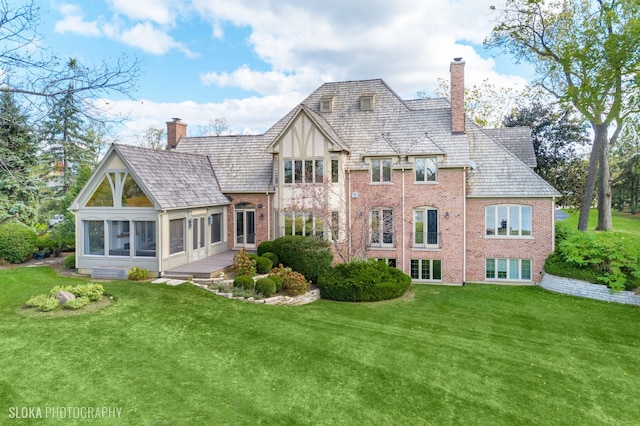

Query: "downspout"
left=401, top=160, right=406, bottom=274
left=347, top=168, right=352, bottom=259
left=463, top=168, right=467, bottom=285
left=267, top=192, right=271, bottom=240
left=551, top=197, right=556, bottom=252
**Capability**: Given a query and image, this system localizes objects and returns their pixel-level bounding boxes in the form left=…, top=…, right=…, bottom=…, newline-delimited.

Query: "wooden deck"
left=163, top=250, right=238, bottom=279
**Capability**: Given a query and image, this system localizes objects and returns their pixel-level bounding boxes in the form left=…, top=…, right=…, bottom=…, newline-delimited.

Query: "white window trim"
left=413, top=207, right=439, bottom=249
left=485, top=204, right=533, bottom=238
left=370, top=158, right=393, bottom=184
left=414, top=157, right=438, bottom=183
left=283, top=158, right=325, bottom=185
left=485, top=258, right=532, bottom=282
left=370, top=207, right=394, bottom=248
left=410, top=259, right=442, bottom=282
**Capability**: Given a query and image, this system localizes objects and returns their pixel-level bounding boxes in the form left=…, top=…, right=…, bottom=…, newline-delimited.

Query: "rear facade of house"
left=72, top=59, right=559, bottom=283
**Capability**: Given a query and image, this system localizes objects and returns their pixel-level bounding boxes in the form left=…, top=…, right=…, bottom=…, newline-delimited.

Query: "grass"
left=562, top=208, right=640, bottom=234
left=1, top=267, right=639, bottom=425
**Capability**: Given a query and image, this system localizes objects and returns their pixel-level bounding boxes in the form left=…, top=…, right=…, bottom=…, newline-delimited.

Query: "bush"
left=26, top=294, right=59, bottom=312
left=233, top=249, right=256, bottom=276
left=73, top=284, right=104, bottom=301
left=271, top=236, right=333, bottom=283
left=128, top=267, right=149, bottom=281
left=36, top=234, right=55, bottom=252
left=318, top=259, right=411, bottom=302
left=262, top=251, right=279, bottom=267
left=247, top=253, right=260, bottom=262
left=0, top=222, right=37, bottom=263
left=255, top=277, right=276, bottom=298
left=268, top=273, right=284, bottom=292
left=64, top=296, right=90, bottom=310
left=233, top=275, right=255, bottom=290
left=63, top=254, right=76, bottom=269
left=257, top=240, right=275, bottom=256
left=271, top=265, right=309, bottom=296
left=556, top=227, right=640, bottom=291
left=255, top=256, right=273, bottom=274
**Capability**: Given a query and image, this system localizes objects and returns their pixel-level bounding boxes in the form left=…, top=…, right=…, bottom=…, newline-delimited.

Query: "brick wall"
left=347, top=167, right=466, bottom=283
left=466, top=198, right=555, bottom=283
left=226, top=194, right=272, bottom=250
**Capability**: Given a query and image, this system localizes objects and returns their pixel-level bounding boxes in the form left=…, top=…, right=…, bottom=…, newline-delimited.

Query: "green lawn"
left=562, top=208, right=640, bottom=234
left=1, top=267, right=639, bottom=425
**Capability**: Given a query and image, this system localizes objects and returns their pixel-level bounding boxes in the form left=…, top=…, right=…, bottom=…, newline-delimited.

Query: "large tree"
left=0, top=90, right=43, bottom=224
left=486, top=0, right=640, bottom=231
left=503, top=102, right=591, bottom=207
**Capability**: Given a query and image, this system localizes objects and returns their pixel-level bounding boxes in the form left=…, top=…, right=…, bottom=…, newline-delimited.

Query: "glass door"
left=235, top=203, right=256, bottom=248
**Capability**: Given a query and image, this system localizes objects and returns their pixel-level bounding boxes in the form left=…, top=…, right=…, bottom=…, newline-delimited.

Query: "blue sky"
left=34, top=0, right=534, bottom=144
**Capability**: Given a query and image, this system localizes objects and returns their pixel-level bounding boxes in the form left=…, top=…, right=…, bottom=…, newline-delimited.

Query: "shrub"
left=36, top=234, right=55, bottom=252
left=271, top=235, right=333, bottom=283
left=63, top=254, right=76, bottom=269
left=74, top=284, right=104, bottom=301
left=255, top=277, right=276, bottom=298
left=49, top=285, right=74, bottom=296
left=255, top=256, right=273, bottom=274
left=64, top=296, right=90, bottom=310
left=271, top=265, right=309, bottom=296
left=557, top=228, right=640, bottom=291
left=318, top=259, right=411, bottom=302
left=233, top=249, right=256, bottom=276
left=257, top=240, right=275, bottom=256
left=233, top=275, right=255, bottom=290
left=26, top=294, right=59, bottom=312
left=128, top=267, right=149, bottom=281
left=262, top=251, right=279, bottom=266
left=247, top=253, right=260, bottom=262
left=268, top=273, right=284, bottom=292
left=0, top=222, right=37, bottom=263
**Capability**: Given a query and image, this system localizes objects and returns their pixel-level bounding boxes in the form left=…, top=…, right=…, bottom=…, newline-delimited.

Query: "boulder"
left=55, top=290, right=75, bottom=305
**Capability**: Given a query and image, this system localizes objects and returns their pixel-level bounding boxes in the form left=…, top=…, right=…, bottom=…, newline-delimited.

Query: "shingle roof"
left=175, top=135, right=274, bottom=193
left=175, top=77, right=557, bottom=199
left=484, top=127, right=537, bottom=168
left=113, top=144, right=230, bottom=209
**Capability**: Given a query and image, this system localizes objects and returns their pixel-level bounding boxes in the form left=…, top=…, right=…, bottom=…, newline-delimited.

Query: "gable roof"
left=71, top=144, right=229, bottom=211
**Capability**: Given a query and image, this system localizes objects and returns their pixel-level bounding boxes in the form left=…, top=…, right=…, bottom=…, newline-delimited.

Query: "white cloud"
left=54, top=4, right=101, bottom=36
left=117, top=22, right=198, bottom=57
left=107, top=0, right=177, bottom=26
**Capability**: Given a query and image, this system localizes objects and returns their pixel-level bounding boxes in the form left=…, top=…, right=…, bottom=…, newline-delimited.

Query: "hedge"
left=0, top=222, right=37, bottom=264
left=318, top=259, right=411, bottom=302
left=271, top=235, right=332, bottom=283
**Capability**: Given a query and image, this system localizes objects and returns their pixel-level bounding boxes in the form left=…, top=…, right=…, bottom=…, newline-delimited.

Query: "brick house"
left=71, top=59, right=558, bottom=283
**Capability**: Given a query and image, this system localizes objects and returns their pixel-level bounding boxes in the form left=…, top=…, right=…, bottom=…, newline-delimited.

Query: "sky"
left=34, top=0, right=534, bottom=145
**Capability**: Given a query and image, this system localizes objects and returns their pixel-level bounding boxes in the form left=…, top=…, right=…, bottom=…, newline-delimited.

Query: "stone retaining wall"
left=191, top=277, right=321, bottom=306
left=540, top=273, right=640, bottom=306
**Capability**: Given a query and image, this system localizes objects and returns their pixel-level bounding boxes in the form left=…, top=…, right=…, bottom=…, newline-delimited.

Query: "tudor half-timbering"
left=72, top=59, right=559, bottom=282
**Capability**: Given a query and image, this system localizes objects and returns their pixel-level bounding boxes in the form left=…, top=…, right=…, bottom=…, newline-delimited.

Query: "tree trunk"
left=595, top=130, right=612, bottom=230
left=578, top=125, right=604, bottom=231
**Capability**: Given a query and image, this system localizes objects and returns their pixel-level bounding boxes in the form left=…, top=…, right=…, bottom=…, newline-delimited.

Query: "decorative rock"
left=218, top=292, right=233, bottom=298
left=56, top=290, right=76, bottom=305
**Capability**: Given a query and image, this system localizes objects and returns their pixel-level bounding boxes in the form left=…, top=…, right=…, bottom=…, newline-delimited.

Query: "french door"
left=235, top=203, right=256, bottom=248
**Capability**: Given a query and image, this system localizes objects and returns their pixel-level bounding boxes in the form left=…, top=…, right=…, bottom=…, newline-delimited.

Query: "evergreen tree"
left=0, top=91, right=43, bottom=225
left=42, top=84, right=104, bottom=194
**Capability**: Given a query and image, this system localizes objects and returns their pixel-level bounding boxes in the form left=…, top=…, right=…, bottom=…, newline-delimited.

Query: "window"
left=371, top=159, right=392, bottom=183
left=331, top=211, right=339, bottom=241
left=192, top=217, right=205, bottom=250
left=210, top=213, right=223, bottom=244
left=410, top=259, right=442, bottom=281
left=415, top=157, right=437, bottom=182
left=320, top=96, right=334, bottom=113
left=331, top=159, right=339, bottom=183
left=86, top=176, right=114, bottom=207
left=121, top=175, right=153, bottom=207
left=283, top=159, right=325, bottom=184
left=376, top=258, right=397, bottom=268
left=360, top=95, right=374, bottom=111
left=414, top=208, right=439, bottom=247
left=84, top=220, right=104, bottom=255
left=86, top=172, right=152, bottom=208
left=109, top=220, right=130, bottom=256
left=284, top=211, right=323, bottom=237
left=370, top=208, right=393, bottom=247
left=485, top=205, right=532, bottom=237
left=135, top=221, right=156, bottom=257
left=486, top=258, right=532, bottom=281
left=169, top=218, right=185, bottom=254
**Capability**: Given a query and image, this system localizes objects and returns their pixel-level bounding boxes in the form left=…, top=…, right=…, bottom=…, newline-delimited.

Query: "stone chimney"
left=166, top=118, right=187, bottom=150
left=450, top=58, right=465, bottom=134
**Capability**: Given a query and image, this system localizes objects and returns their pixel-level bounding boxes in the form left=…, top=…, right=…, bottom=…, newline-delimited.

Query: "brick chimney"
left=166, top=118, right=187, bottom=150
left=450, top=58, right=465, bottom=134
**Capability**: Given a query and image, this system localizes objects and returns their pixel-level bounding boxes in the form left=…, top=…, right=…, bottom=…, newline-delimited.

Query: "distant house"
left=71, top=59, right=559, bottom=283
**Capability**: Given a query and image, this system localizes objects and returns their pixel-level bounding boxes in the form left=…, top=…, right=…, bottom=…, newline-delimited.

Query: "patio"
left=163, top=250, right=238, bottom=279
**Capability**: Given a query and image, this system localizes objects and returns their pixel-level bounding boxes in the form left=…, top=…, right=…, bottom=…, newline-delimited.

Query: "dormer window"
left=320, top=96, right=334, bottom=113
left=360, top=94, right=375, bottom=111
